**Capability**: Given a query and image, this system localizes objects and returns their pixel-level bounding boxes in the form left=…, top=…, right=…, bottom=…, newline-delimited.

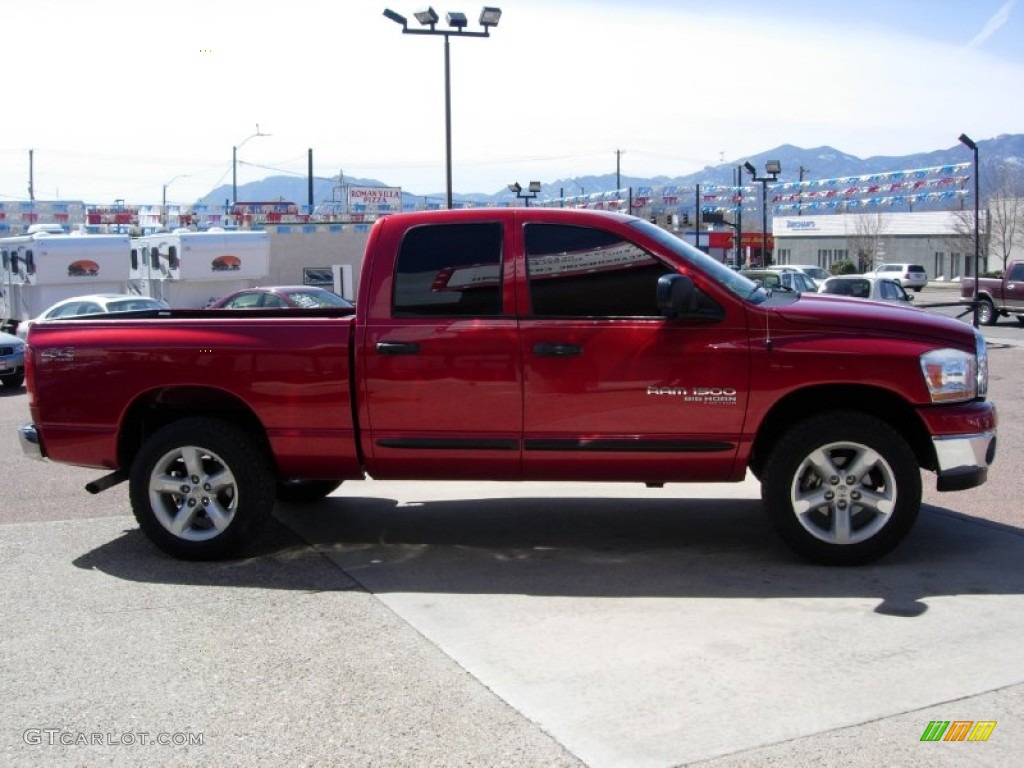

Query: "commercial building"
left=772, top=210, right=986, bottom=280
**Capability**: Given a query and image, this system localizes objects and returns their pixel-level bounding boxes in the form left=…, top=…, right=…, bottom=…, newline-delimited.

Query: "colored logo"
left=920, top=720, right=996, bottom=742
left=68, top=259, right=100, bottom=277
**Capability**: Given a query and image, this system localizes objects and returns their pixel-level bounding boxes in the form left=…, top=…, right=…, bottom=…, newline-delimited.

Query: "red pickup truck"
left=961, top=260, right=1024, bottom=325
left=19, top=208, right=996, bottom=565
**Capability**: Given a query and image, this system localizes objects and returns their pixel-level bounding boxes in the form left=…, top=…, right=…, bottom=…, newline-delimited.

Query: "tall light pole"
left=744, top=160, right=781, bottom=266
left=232, top=124, right=270, bottom=205
left=384, top=7, right=502, bottom=210
left=735, top=165, right=745, bottom=266
left=958, top=133, right=981, bottom=329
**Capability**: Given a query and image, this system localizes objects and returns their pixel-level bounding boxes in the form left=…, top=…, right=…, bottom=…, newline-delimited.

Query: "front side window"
left=393, top=222, right=503, bottom=317
left=524, top=223, right=674, bottom=317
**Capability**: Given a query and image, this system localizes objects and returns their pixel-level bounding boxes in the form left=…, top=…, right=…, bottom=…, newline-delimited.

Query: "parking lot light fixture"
left=958, top=133, right=981, bottom=329
left=383, top=7, right=502, bottom=209
left=509, top=180, right=540, bottom=206
left=414, top=7, right=439, bottom=25
left=744, top=160, right=781, bottom=267
left=479, top=7, right=501, bottom=26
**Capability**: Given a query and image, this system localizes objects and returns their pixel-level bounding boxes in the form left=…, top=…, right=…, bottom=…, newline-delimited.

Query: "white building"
left=772, top=210, right=987, bottom=280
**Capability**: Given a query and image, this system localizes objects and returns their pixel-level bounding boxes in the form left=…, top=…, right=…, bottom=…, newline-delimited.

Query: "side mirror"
left=657, top=274, right=697, bottom=317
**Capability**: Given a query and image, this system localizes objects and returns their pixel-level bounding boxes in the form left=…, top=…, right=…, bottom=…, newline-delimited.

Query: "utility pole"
left=28, top=149, right=35, bottom=201
left=615, top=149, right=623, bottom=191
left=797, top=165, right=809, bottom=216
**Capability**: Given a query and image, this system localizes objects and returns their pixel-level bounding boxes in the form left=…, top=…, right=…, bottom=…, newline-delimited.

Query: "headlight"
left=975, top=329, right=989, bottom=398
left=919, top=347, right=977, bottom=403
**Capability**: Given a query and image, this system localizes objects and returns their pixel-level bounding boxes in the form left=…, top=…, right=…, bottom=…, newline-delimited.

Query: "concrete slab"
left=278, top=479, right=1024, bottom=767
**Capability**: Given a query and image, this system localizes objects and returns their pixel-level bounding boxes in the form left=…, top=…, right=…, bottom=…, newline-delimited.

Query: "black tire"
left=276, top=479, right=342, bottom=504
left=976, top=298, right=998, bottom=326
left=129, top=417, right=275, bottom=560
left=0, top=373, right=25, bottom=389
left=761, top=411, right=921, bottom=565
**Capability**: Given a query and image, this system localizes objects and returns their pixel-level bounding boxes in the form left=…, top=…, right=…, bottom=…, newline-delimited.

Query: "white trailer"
left=129, top=229, right=270, bottom=308
left=1, top=227, right=132, bottom=333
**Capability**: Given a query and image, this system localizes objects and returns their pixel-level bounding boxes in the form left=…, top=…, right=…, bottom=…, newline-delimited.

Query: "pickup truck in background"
left=19, top=208, right=997, bottom=565
left=960, top=260, right=1024, bottom=325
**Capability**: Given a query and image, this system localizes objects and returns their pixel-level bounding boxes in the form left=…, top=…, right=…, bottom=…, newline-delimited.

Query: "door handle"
left=376, top=341, right=420, bottom=355
left=533, top=342, right=582, bottom=357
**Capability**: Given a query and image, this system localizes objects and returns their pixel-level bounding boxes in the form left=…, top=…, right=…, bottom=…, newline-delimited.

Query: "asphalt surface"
left=2, top=288, right=1022, bottom=767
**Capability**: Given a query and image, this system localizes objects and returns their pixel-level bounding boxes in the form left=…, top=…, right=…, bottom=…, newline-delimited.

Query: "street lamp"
left=508, top=180, right=541, bottom=206
left=162, top=173, right=191, bottom=229
left=744, top=160, right=781, bottom=266
left=232, top=124, right=270, bottom=205
left=383, top=6, right=502, bottom=210
left=959, top=133, right=981, bottom=329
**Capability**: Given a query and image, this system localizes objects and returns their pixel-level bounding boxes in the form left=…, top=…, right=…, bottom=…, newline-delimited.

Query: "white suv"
left=869, top=263, right=928, bottom=292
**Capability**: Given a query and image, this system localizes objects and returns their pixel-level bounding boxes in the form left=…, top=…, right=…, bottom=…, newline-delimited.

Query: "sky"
left=1, top=0, right=1022, bottom=206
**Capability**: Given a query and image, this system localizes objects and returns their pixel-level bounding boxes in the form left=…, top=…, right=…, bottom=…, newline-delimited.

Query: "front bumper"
left=933, top=430, right=996, bottom=491
left=18, top=423, right=45, bottom=462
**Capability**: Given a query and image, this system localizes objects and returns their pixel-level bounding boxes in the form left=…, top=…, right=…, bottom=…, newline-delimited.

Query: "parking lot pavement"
left=273, top=480, right=1024, bottom=767
left=0, top=515, right=582, bottom=768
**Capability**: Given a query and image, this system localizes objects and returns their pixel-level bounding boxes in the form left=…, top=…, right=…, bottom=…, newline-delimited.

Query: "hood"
left=769, top=293, right=977, bottom=350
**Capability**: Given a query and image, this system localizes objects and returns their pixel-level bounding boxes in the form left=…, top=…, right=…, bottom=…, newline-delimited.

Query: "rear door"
left=358, top=217, right=522, bottom=480
left=515, top=218, right=751, bottom=483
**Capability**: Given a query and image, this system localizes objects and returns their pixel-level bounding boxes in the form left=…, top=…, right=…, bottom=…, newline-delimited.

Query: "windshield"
left=628, top=219, right=767, bottom=303
left=107, top=299, right=167, bottom=312
left=284, top=289, right=352, bottom=308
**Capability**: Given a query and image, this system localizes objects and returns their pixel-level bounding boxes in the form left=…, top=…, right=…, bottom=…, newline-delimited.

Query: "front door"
left=517, top=221, right=751, bottom=483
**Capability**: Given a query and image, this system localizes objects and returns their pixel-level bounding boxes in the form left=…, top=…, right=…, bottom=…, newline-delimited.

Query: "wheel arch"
left=748, top=384, right=934, bottom=479
left=117, top=386, right=275, bottom=476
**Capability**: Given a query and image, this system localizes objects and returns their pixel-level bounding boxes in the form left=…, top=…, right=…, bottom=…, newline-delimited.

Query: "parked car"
left=868, top=263, right=928, bottom=292
left=818, top=275, right=914, bottom=304
left=1, top=330, right=26, bottom=388
left=740, top=269, right=818, bottom=293
left=17, top=294, right=170, bottom=340
left=770, top=264, right=830, bottom=282
left=208, top=286, right=354, bottom=310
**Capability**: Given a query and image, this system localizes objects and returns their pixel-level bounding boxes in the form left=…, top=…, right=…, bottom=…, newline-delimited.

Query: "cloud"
left=966, top=0, right=1016, bottom=48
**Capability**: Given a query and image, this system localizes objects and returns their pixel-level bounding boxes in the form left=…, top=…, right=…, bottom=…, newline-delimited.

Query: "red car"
left=208, top=285, right=353, bottom=309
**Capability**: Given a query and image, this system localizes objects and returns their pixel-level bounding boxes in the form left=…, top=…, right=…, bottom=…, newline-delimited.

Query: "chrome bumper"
left=18, top=423, right=45, bottom=462
left=933, top=430, right=996, bottom=491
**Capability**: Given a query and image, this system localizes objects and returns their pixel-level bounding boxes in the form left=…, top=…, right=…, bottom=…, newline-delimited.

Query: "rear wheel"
left=129, top=418, right=275, bottom=560
left=976, top=298, right=998, bottom=326
left=762, top=411, right=921, bottom=565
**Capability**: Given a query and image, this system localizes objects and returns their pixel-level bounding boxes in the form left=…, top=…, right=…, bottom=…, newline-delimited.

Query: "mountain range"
left=208, top=133, right=1024, bottom=210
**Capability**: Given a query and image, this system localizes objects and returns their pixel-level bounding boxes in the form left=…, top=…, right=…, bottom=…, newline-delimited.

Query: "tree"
left=846, top=212, right=891, bottom=272
left=951, top=162, right=1024, bottom=275
left=986, top=164, right=1024, bottom=273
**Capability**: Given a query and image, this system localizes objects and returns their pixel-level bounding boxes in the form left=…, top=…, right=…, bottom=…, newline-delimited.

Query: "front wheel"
left=761, top=412, right=921, bottom=565
left=0, top=373, right=24, bottom=389
left=129, top=418, right=275, bottom=560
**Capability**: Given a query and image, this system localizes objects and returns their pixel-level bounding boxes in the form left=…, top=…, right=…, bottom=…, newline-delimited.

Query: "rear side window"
left=393, top=222, right=503, bottom=317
